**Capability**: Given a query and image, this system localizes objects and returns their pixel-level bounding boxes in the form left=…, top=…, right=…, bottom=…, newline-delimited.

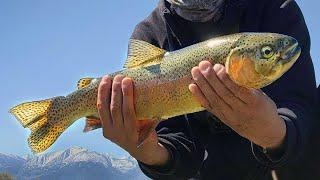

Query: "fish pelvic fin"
left=124, top=39, right=166, bottom=69
left=83, top=117, right=159, bottom=148
left=10, top=97, right=73, bottom=153
left=137, top=119, right=160, bottom=148
left=83, top=116, right=102, bottom=132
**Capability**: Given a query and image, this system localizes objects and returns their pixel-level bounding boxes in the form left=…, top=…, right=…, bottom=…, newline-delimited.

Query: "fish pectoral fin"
left=124, top=39, right=166, bottom=69
left=77, top=78, right=94, bottom=89
left=136, top=119, right=160, bottom=148
left=83, top=116, right=102, bottom=132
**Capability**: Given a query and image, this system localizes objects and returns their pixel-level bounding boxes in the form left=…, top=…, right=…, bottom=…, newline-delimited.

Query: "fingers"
left=199, top=61, right=244, bottom=109
left=98, top=75, right=159, bottom=155
left=213, top=63, right=254, bottom=104
left=188, top=83, right=210, bottom=109
left=111, top=75, right=125, bottom=129
left=97, top=75, right=112, bottom=131
left=122, top=77, right=137, bottom=134
left=191, top=66, right=232, bottom=113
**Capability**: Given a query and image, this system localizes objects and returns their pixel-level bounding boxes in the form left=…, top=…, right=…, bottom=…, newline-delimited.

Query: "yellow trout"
left=10, top=33, right=301, bottom=153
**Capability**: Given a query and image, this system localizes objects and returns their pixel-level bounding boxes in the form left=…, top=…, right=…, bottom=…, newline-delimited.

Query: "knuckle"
left=110, top=103, right=121, bottom=114
left=221, top=90, right=231, bottom=98
left=211, top=99, right=219, bottom=107
left=122, top=86, right=131, bottom=96
left=113, top=83, right=122, bottom=91
left=229, top=84, right=240, bottom=94
left=96, top=101, right=106, bottom=111
left=237, top=87, right=247, bottom=96
left=123, top=108, right=132, bottom=118
left=110, top=101, right=120, bottom=109
left=210, top=94, right=220, bottom=105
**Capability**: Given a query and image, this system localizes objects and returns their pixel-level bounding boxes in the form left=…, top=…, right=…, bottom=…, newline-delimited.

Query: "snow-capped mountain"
left=0, top=147, right=149, bottom=180
left=0, top=153, right=26, bottom=176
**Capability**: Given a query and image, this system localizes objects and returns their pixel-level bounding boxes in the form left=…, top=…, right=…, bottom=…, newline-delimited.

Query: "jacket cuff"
left=251, top=115, right=298, bottom=168
left=138, top=136, right=178, bottom=178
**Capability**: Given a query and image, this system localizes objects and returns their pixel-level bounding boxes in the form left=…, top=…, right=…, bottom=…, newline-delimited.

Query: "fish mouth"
left=267, top=42, right=301, bottom=81
left=280, top=42, right=301, bottom=62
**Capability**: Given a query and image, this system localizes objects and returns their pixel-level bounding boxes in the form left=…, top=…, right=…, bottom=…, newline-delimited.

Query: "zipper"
left=161, top=8, right=183, bottom=49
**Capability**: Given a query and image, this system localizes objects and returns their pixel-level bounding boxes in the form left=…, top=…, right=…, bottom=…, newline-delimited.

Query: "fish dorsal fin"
left=124, top=39, right=166, bottom=69
left=77, top=78, right=94, bottom=89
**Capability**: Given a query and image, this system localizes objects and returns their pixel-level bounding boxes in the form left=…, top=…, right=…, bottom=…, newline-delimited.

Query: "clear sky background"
left=0, top=0, right=319, bottom=157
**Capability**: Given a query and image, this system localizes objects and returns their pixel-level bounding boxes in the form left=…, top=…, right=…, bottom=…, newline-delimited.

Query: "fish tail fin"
left=9, top=99, right=53, bottom=128
left=10, top=97, right=72, bottom=153
left=28, top=122, right=69, bottom=154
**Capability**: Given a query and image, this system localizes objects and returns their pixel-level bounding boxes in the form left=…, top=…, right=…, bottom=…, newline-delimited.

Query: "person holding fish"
left=96, top=0, right=317, bottom=179
left=9, top=0, right=316, bottom=179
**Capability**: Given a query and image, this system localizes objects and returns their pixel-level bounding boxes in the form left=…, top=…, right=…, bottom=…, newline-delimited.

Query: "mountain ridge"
left=0, top=147, right=149, bottom=180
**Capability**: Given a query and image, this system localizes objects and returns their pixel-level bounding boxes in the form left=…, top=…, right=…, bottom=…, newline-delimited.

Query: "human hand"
left=97, top=75, right=169, bottom=165
left=189, top=61, right=286, bottom=149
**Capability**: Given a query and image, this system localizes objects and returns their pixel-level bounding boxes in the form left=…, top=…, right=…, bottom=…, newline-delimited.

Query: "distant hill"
left=0, top=147, right=149, bottom=180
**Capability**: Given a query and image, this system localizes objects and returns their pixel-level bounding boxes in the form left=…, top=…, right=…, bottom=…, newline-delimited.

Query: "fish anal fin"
left=83, top=116, right=102, bottom=133
left=136, top=119, right=160, bottom=148
left=77, top=78, right=94, bottom=89
left=124, top=39, right=166, bottom=69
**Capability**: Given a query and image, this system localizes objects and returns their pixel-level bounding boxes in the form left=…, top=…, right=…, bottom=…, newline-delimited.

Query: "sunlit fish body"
left=10, top=33, right=301, bottom=153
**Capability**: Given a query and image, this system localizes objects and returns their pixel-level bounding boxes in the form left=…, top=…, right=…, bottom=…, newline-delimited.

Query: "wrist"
left=131, top=142, right=170, bottom=166
left=250, top=115, right=286, bottom=150
left=268, top=117, right=286, bottom=150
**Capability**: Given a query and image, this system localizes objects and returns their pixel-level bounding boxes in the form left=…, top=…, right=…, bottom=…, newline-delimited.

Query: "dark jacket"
left=130, top=0, right=317, bottom=179
left=273, top=87, right=319, bottom=180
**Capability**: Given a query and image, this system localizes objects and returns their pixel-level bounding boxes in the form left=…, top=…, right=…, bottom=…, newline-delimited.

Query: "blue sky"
left=0, top=0, right=319, bottom=157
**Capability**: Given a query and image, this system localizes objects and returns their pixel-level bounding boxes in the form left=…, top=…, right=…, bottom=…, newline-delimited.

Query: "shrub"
left=0, top=172, right=14, bottom=180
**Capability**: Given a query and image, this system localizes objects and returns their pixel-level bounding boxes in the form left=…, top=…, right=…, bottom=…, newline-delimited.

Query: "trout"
left=10, top=33, right=301, bottom=153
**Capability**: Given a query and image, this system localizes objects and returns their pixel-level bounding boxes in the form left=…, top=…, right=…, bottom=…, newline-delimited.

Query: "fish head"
left=225, top=33, right=301, bottom=89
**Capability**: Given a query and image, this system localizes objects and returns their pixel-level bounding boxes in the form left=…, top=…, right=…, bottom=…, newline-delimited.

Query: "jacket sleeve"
left=131, top=21, right=208, bottom=179
left=251, top=0, right=317, bottom=168
left=138, top=115, right=208, bottom=179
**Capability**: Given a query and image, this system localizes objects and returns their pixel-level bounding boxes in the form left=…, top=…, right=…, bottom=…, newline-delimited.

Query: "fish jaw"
left=266, top=42, right=301, bottom=82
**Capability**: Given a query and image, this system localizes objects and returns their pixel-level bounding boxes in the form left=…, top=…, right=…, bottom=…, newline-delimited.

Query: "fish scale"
left=10, top=33, right=301, bottom=153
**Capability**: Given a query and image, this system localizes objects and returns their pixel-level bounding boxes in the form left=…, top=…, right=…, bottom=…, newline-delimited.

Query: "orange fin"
left=136, top=119, right=160, bottom=148
left=83, top=116, right=102, bottom=132
left=83, top=117, right=159, bottom=146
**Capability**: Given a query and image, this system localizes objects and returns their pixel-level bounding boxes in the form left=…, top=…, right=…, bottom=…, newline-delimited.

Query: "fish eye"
left=261, top=46, right=274, bottom=59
